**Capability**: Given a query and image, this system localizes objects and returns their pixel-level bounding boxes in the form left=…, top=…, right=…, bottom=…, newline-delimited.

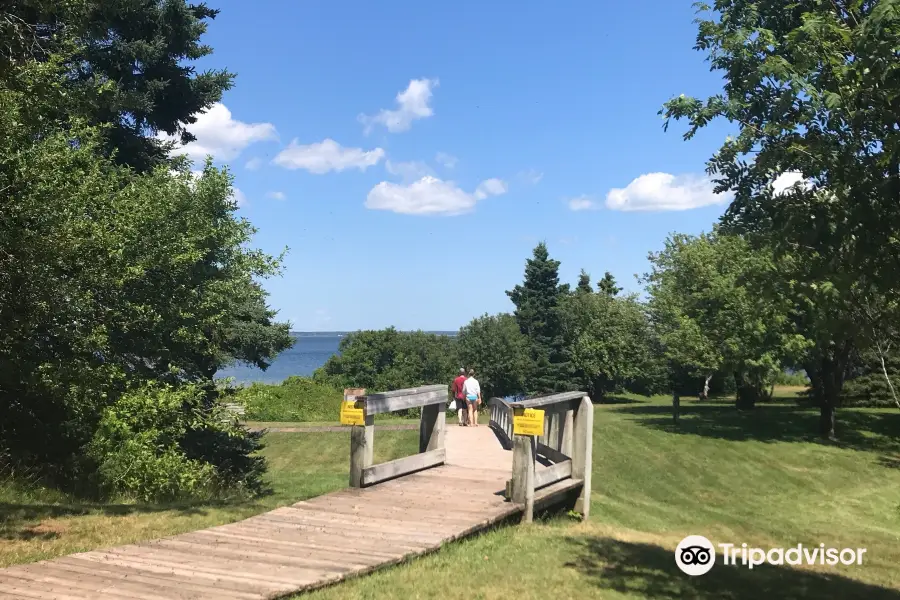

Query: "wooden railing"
left=493, top=391, right=593, bottom=522
left=349, top=384, right=448, bottom=488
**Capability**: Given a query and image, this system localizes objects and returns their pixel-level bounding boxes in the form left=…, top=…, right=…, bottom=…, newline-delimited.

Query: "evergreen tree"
left=576, top=269, right=593, bottom=295
left=597, top=271, right=622, bottom=297
left=506, top=243, right=573, bottom=393
left=2, top=0, right=234, bottom=172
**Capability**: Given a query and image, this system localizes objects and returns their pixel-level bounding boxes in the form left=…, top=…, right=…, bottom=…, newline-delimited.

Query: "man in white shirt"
left=463, top=369, right=482, bottom=428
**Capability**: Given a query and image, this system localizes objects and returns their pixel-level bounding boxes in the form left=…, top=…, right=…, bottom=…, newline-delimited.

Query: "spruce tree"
left=506, top=243, right=572, bottom=393
left=576, top=269, right=593, bottom=294
left=597, top=271, right=622, bottom=297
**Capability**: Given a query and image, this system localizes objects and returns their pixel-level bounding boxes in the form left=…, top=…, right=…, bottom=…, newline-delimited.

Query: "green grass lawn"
left=0, top=430, right=419, bottom=567
left=4, top=393, right=899, bottom=599
left=299, top=393, right=900, bottom=599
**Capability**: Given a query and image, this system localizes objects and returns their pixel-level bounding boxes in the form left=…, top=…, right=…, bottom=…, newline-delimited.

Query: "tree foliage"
left=315, top=329, right=458, bottom=394
left=0, top=27, right=287, bottom=495
left=2, top=0, right=233, bottom=171
left=561, top=292, right=662, bottom=398
left=661, top=1, right=900, bottom=435
left=644, top=232, right=803, bottom=408
left=506, top=243, right=573, bottom=393
left=457, top=313, right=532, bottom=399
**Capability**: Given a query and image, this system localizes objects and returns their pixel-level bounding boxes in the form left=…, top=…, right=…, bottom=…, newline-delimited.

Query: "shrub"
left=89, top=383, right=267, bottom=502
left=235, top=376, right=345, bottom=422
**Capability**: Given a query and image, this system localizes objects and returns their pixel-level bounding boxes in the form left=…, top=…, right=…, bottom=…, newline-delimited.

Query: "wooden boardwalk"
left=0, top=424, right=582, bottom=600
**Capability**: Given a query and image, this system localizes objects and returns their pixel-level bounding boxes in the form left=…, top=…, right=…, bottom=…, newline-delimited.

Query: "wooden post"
left=548, top=411, right=560, bottom=452
left=561, top=408, right=574, bottom=457
left=349, top=410, right=374, bottom=488
left=572, top=395, right=593, bottom=519
left=419, top=402, right=445, bottom=453
left=510, top=434, right=535, bottom=522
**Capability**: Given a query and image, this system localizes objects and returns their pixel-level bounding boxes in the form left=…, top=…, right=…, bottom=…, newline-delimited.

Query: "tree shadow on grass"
left=0, top=498, right=257, bottom=541
left=613, top=404, right=900, bottom=455
left=565, top=535, right=900, bottom=600
left=601, top=395, right=648, bottom=405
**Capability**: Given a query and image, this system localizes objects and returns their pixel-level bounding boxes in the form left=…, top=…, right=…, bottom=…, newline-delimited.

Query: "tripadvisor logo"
left=675, top=535, right=867, bottom=576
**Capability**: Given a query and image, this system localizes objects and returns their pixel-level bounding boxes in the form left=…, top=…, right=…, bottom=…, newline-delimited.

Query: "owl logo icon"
left=675, top=535, right=715, bottom=576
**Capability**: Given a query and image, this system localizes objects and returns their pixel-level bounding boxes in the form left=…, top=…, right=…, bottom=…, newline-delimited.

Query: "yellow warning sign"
left=340, top=388, right=367, bottom=426
left=513, top=407, right=545, bottom=436
left=340, top=400, right=366, bottom=426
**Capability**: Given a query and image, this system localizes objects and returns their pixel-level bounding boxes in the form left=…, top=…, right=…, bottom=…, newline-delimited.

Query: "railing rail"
left=349, top=384, right=448, bottom=488
left=502, top=391, right=593, bottom=522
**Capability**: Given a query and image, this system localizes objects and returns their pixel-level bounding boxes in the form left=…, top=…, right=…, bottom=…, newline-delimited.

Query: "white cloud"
left=385, top=159, right=434, bottom=182
left=359, top=78, right=438, bottom=134
left=365, top=175, right=507, bottom=216
left=245, top=157, right=263, bottom=170
left=772, top=171, right=810, bottom=196
left=474, top=178, right=508, bottom=200
left=161, top=103, right=277, bottom=163
left=230, top=187, right=247, bottom=207
left=518, top=169, right=544, bottom=185
left=273, top=138, right=385, bottom=174
left=435, top=152, right=458, bottom=168
left=266, top=191, right=286, bottom=200
left=568, top=195, right=598, bottom=211
left=605, top=172, right=728, bottom=212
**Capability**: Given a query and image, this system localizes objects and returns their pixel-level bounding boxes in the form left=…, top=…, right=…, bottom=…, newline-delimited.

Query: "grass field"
left=0, top=430, right=419, bottom=567
left=4, top=390, right=899, bottom=599
left=300, top=391, right=900, bottom=599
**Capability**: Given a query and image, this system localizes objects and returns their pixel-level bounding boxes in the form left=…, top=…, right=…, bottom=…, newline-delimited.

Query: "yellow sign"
left=340, top=400, right=366, bottom=426
left=341, top=388, right=367, bottom=426
left=513, top=407, right=545, bottom=436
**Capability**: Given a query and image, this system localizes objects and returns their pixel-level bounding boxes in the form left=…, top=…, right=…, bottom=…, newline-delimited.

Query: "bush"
left=315, top=329, right=459, bottom=394
left=775, top=370, right=809, bottom=386
left=89, top=383, right=267, bottom=502
left=235, top=376, right=344, bottom=422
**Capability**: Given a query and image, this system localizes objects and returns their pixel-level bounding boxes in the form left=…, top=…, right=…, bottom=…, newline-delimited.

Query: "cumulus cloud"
left=772, top=171, right=811, bottom=196
left=359, top=78, right=438, bottom=134
left=474, top=178, right=508, bottom=200
left=385, top=159, right=434, bottom=182
left=273, top=138, right=385, bottom=174
left=435, top=152, right=458, bottom=168
left=266, top=191, right=286, bottom=200
left=245, top=157, right=263, bottom=170
left=160, top=103, right=277, bottom=163
left=605, top=172, right=728, bottom=211
left=365, top=176, right=507, bottom=216
left=568, top=195, right=598, bottom=211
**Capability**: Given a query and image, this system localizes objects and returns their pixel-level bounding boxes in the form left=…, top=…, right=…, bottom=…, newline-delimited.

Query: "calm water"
left=215, top=334, right=342, bottom=385
left=215, top=331, right=457, bottom=385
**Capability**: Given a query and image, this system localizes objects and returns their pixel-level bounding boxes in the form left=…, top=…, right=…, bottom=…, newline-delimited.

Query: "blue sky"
left=175, top=0, right=736, bottom=331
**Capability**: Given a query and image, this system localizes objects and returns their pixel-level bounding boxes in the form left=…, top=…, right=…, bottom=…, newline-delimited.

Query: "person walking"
left=463, top=368, right=482, bottom=428
left=451, top=368, right=468, bottom=426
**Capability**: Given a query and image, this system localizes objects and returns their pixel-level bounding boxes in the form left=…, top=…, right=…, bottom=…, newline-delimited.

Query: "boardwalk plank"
left=0, top=424, right=581, bottom=599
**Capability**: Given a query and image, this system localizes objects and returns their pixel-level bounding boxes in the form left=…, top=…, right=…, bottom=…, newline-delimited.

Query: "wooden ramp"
left=0, top=387, right=592, bottom=599
left=0, top=425, right=582, bottom=600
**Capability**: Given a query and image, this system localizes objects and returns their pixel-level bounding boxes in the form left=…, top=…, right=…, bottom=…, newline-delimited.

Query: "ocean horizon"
left=215, top=330, right=457, bottom=385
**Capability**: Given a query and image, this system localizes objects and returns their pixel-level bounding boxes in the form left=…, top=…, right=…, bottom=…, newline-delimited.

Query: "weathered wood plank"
left=509, top=434, right=535, bottom=523
left=51, top=557, right=260, bottom=600
left=365, top=389, right=447, bottom=415
left=419, top=402, right=445, bottom=453
left=514, top=391, right=585, bottom=409
left=536, top=441, right=570, bottom=464
left=572, top=395, right=593, bottom=519
left=533, top=459, right=572, bottom=490
left=349, top=413, right=374, bottom=488
left=361, top=448, right=445, bottom=486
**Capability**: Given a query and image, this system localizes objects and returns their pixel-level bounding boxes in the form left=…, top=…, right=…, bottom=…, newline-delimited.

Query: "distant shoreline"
left=288, top=331, right=458, bottom=337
